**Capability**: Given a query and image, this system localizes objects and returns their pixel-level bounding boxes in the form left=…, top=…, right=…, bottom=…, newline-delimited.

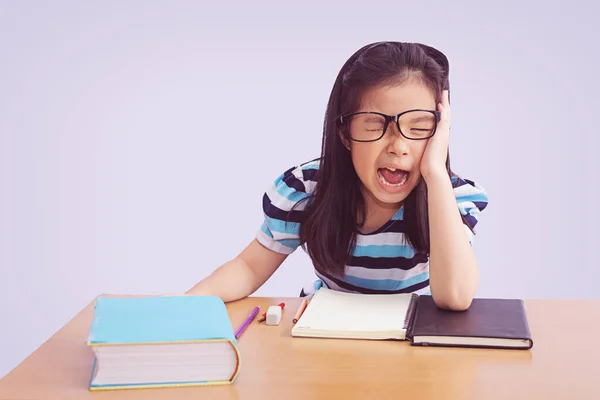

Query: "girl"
left=186, top=41, right=488, bottom=310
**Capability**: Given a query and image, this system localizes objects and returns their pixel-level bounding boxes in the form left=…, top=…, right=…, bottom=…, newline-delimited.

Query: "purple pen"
left=235, top=306, right=260, bottom=339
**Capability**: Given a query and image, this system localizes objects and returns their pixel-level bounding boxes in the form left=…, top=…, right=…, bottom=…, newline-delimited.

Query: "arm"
left=425, top=172, right=478, bottom=311
left=186, top=162, right=310, bottom=301
left=186, top=239, right=288, bottom=302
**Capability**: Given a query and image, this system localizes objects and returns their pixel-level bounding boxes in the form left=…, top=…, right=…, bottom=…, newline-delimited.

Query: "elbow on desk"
left=431, top=292, right=474, bottom=311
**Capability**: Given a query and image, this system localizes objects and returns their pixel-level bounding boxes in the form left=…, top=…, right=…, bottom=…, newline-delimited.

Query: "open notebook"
left=87, top=295, right=240, bottom=390
left=292, top=288, right=417, bottom=340
left=291, top=288, right=533, bottom=349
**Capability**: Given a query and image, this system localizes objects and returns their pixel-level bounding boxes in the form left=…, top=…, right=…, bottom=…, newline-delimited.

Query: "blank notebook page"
left=295, top=288, right=413, bottom=333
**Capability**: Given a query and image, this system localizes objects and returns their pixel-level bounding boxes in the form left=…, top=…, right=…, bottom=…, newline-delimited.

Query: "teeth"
left=378, top=170, right=408, bottom=187
left=386, top=167, right=397, bottom=172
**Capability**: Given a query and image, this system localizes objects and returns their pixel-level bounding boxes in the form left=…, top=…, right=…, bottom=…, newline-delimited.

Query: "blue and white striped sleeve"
left=256, top=165, right=314, bottom=255
left=452, top=176, right=489, bottom=244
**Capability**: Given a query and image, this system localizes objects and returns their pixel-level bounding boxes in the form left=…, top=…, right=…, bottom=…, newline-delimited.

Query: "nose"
left=386, top=124, right=409, bottom=156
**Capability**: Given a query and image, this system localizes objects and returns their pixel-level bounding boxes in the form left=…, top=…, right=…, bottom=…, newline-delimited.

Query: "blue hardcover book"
left=87, top=295, right=240, bottom=390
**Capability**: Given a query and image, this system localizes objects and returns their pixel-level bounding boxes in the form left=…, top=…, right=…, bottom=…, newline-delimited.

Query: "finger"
left=439, top=92, right=451, bottom=121
left=438, top=102, right=450, bottom=121
left=436, top=106, right=451, bottom=135
left=438, top=90, right=447, bottom=107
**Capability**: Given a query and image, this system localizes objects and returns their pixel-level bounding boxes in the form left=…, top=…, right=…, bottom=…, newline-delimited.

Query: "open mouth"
left=377, top=167, right=409, bottom=188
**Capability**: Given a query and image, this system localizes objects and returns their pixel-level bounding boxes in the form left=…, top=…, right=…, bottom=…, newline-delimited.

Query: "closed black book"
left=407, top=295, right=534, bottom=349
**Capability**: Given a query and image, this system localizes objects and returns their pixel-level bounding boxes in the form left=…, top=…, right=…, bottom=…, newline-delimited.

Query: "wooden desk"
left=1, top=297, right=599, bottom=400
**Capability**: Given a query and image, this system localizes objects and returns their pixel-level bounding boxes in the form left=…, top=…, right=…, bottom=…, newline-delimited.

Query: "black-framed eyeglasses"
left=338, top=109, right=441, bottom=142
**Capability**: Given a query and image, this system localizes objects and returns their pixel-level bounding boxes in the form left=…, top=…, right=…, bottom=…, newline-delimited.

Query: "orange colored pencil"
left=293, top=298, right=308, bottom=323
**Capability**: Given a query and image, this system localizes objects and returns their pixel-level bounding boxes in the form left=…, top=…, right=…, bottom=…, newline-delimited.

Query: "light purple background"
left=1, top=1, right=598, bottom=378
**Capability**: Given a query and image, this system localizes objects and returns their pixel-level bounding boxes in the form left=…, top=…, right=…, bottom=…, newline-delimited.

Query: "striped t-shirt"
left=255, top=159, right=488, bottom=296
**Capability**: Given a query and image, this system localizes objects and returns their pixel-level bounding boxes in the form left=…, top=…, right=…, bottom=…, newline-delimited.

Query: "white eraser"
left=266, top=305, right=282, bottom=326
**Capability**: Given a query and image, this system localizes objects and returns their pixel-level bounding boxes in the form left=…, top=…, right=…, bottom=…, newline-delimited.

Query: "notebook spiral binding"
left=403, top=293, right=420, bottom=333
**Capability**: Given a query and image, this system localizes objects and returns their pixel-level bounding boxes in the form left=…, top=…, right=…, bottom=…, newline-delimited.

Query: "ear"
left=338, top=128, right=351, bottom=151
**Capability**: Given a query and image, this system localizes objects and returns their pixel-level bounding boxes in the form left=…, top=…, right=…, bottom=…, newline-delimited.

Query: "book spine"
left=403, top=293, right=419, bottom=335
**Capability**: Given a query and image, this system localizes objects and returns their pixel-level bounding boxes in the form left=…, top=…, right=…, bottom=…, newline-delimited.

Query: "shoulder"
left=264, top=158, right=320, bottom=214
left=278, top=158, right=320, bottom=195
left=451, top=175, right=488, bottom=228
left=256, top=159, right=320, bottom=254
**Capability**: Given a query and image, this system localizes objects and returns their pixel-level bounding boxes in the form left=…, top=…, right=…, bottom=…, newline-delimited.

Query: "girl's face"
left=344, top=79, right=437, bottom=209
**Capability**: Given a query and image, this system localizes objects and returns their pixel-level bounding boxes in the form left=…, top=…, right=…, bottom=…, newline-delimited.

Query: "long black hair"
left=298, top=41, right=466, bottom=278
